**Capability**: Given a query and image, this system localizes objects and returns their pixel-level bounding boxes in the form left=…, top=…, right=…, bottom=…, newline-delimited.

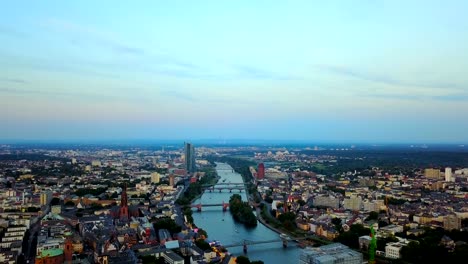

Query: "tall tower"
left=445, top=167, right=453, bottom=182
left=257, top=163, right=265, bottom=180
left=184, top=142, right=196, bottom=174
left=119, top=184, right=129, bottom=222
left=64, top=233, right=73, bottom=263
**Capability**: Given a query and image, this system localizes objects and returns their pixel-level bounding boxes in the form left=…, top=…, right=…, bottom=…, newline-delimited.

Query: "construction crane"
left=369, top=225, right=377, bottom=264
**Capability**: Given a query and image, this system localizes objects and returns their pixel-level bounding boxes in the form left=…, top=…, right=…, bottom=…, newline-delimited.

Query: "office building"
left=184, top=142, right=196, bottom=174
left=445, top=167, right=453, bottom=182
left=299, top=243, right=363, bottom=264
left=151, top=172, right=160, bottom=183
left=424, top=168, right=441, bottom=179
left=40, top=190, right=53, bottom=206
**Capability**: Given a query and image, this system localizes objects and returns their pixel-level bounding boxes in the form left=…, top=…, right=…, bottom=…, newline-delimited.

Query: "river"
left=193, top=163, right=301, bottom=263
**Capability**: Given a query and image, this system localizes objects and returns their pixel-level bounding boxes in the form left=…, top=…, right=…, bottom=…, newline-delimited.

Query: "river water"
left=193, top=163, right=301, bottom=263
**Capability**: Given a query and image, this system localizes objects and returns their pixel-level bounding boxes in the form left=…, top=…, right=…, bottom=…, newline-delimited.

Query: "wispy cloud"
left=0, top=26, right=26, bottom=38
left=0, top=87, right=152, bottom=103
left=160, top=90, right=197, bottom=102
left=364, top=91, right=468, bottom=102
left=234, top=65, right=295, bottom=80
left=319, top=65, right=465, bottom=91
left=0, top=78, right=27, bottom=84
left=432, top=94, right=468, bottom=101
left=44, top=18, right=145, bottom=55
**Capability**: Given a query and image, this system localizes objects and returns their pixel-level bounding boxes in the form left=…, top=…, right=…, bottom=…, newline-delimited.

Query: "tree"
left=50, top=197, right=60, bottom=206
left=366, top=211, right=379, bottom=221
left=195, top=239, right=211, bottom=251
left=64, top=200, right=75, bottom=207
left=236, top=256, right=251, bottom=264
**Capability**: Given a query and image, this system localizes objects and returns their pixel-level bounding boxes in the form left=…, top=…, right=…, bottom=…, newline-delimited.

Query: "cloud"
left=44, top=18, right=145, bottom=55
left=234, top=65, right=295, bottom=80
left=160, top=90, right=197, bottom=102
left=0, top=78, right=27, bottom=84
left=432, top=94, right=468, bottom=101
left=319, top=65, right=465, bottom=91
left=0, top=26, right=26, bottom=38
left=0, top=87, right=150, bottom=103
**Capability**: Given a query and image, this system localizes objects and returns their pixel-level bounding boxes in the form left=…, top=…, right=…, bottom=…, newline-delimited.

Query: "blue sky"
left=1, top=0, right=468, bottom=143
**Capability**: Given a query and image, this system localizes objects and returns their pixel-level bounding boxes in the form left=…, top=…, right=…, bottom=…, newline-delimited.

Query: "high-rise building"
left=40, top=190, right=53, bottom=206
left=444, top=214, right=461, bottom=230
left=343, top=196, right=362, bottom=211
left=169, top=174, right=175, bottom=187
left=445, top=167, right=453, bottom=182
left=257, top=163, right=265, bottom=179
left=151, top=172, right=160, bottom=183
left=424, top=168, right=441, bottom=179
left=184, top=142, right=196, bottom=174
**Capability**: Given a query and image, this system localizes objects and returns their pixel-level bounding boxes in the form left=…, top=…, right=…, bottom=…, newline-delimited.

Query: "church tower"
left=119, top=183, right=129, bottom=222
left=64, top=233, right=73, bottom=263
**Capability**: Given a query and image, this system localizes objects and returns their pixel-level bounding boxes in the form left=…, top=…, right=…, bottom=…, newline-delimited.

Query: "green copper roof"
left=36, top=248, right=64, bottom=258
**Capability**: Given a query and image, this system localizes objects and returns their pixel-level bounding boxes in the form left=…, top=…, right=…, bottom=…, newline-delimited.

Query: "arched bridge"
left=202, top=182, right=245, bottom=193
left=190, top=202, right=229, bottom=212
left=223, top=234, right=293, bottom=252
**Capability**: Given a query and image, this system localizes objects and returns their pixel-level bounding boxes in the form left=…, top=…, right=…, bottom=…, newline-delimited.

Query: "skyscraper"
left=184, top=142, right=196, bottom=174
left=257, top=163, right=265, bottom=179
left=445, top=167, right=453, bottom=182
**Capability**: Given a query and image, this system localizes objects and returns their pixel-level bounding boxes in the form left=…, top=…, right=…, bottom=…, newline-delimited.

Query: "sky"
left=1, top=0, right=468, bottom=143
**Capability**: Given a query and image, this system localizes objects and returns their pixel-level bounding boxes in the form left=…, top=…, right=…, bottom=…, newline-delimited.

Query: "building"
left=313, top=195, right=340, bottom=209
left=385, top=240, right=411, bottom=259
left=299, top=243, right=363, bottom=264
left=184, top=142, right=196, bottom=174
left=424, top=168, right=441, bottom=179
left=162, top=250, right=184, bottom=264
left=343, top=196, right=362, bottom=211
left=35, top=249, right=64, bottom=264
left=51, top=205, right=61, bottom=214
left=257, top=163, right=265, bottom=179
left=40, top=190, right=53, bottom=206
left=444, top=214, right=461, bottom=231
left=445, top=167, right=453, bottom=182
left=119, top=184, right=130, bottom=222
left=363, top=200, right=385, bottom=212
left=91, top=160, right=101, bottom=167
left=151, top=172, right=160, bottom=184
left=169, top=174, right=175, bottom=187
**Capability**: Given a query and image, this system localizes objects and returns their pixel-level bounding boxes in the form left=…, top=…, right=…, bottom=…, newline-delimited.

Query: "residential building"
left=425, top=168, right=441, bottom=179
left=313, top=195, right=340, bottom=209
left=343, top=196, right=362, bottom=211
left=385, top=240, right=411, bottom=259
left=444, top=214, right=461, bottom=231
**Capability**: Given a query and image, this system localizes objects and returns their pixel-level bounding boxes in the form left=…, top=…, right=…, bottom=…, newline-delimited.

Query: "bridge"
left=223, top=234, right=293, bottom=253
left=202, top=182, right=245, bottom=193
left=190, top=202, right=229, bottom=212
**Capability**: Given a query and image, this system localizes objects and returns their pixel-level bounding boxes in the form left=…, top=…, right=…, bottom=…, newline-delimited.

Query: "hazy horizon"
left=2, top=1, right=468, bottom=142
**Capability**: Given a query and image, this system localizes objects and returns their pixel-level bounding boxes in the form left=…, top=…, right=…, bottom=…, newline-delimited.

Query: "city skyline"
left=1, top=1, right=468, bottom=143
